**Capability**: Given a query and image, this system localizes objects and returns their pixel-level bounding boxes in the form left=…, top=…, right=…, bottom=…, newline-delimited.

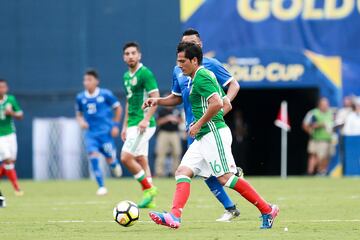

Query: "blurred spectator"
left=303, top=97, right=335, bottom=176
left=343, top=97, right=360, bottom=135
left=231, top=110, right=248, bottom=173
left=155, top=105, right=182, bottom=177
left=335, top=96, right=353, bottom=134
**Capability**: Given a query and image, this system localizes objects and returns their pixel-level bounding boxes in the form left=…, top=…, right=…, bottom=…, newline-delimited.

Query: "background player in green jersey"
left=121, top=42, right=160, bottom=208
left=0, top=79, right=24, bottom=196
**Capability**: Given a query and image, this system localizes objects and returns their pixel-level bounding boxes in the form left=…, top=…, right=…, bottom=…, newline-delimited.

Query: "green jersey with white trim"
left=123, top=64, right=159, bottom=127
left=189, top=67, right=227, bottom=140
left=0, top=95, right=23, bottom=136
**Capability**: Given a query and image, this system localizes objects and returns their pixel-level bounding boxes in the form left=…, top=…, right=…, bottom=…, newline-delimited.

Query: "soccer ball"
left=113, top=200, right=139, bottom=227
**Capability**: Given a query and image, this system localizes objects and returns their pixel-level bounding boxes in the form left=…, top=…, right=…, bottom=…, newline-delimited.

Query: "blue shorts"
left=85, top=133, right=116, bottom=159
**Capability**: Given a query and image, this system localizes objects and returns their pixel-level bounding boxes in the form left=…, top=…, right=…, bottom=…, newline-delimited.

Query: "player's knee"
left=217, top=173, right=233, bottom=186
left=121, top=152, right=132, bottom=164
left=216, top=177, right=227, bottom=186
left=175, top=166, right=193, bottom=178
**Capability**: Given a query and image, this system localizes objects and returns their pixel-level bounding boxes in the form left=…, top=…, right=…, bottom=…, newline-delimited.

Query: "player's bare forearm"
left=13, top=112, right=24, bottom=120
left=76, top=112, right=88, bottom=129
left=226, top=79, right=240, bottom=102
left=113, top=105, right=122, bottom=124
left=158, top=94, right=182, bottom=106
left=222, top=96, right=232, bottom=116
left=144, top=91, right=160, bottom=121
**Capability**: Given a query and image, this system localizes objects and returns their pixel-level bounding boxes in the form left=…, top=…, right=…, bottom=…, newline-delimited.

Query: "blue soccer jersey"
left=76, top=87, right=120, bottom=136
left=171, top=57, right=233, bottom=145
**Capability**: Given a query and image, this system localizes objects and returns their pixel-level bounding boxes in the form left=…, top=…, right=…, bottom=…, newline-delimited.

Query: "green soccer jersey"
left=189, top=67, right=227, bottom=140
left=123, top=64, right=159, bottom=127
left=0, top=94, right=23, bottom=136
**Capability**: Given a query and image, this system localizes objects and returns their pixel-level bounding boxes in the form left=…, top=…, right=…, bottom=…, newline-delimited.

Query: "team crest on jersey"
left=131, top=77, right=138, bottom=86
left=82, top=99, right=87, bottom=104
left=97, top=96, right=104, bottom=103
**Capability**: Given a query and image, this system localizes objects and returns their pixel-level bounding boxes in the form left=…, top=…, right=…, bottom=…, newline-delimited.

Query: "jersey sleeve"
left=171, top=68, right=182, bottom=96
left=208, top=58, right=233, bottom=87
left=196, top=73, right=220, bottom=101
left=10, top=96, right=22, bottom=113
left=104, top=90, right=120, bottom=108
left=143, top=68, right=159, bottom=94
left=75, top=95, right=83, bottom=113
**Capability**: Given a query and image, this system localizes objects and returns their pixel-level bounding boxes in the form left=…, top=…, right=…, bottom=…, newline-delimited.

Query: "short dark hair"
left=177, top=42, right=203, bottom=65
left=182, top=28, right=200, bottom=38
left=0, top=79, right=7, bottom=84
left=85, top=69, right=99, bottom=79
left=123, top=42, right=141, bottom=52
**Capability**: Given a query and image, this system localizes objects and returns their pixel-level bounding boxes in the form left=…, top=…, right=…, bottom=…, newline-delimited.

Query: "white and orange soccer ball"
left=113, top=200, right=139, bottom=227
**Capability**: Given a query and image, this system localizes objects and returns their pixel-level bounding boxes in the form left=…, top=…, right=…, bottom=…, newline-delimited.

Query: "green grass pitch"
left=1, top=177, right=359, bottom=240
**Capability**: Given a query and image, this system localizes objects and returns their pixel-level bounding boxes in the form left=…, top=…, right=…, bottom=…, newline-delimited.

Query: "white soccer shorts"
left=0, top=133, right=18, bottom=161
left=180, top=126, right=237, bottom=178
left=121, top=126, right=156, bottom=157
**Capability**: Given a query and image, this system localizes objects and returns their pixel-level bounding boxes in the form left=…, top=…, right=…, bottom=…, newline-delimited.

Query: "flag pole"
left=275, top=101, right=290, bottom=179
left=281, top=126, right=288, bottom=179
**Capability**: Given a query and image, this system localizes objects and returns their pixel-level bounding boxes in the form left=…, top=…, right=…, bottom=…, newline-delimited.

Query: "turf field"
left=1, top=177, right=359, bottom=240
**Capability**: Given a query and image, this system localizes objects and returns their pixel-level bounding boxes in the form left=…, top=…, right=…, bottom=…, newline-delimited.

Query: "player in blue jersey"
left=143, top=29, right=243, bottom=222
left=76, top=69, right=123, bottom=196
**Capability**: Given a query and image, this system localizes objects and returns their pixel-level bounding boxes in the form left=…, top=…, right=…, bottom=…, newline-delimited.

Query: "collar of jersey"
left=190, top=66, right=204, bottom=81
left=85, top=87, right=100, bottom=98
left=0, top=94, right=8, bottom=105
left=129, top=63, right=143, bottom=77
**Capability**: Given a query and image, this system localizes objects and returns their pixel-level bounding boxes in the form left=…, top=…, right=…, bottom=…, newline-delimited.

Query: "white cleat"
left=96, top=187, right=108, bottom=196
left=0, top=196, right=6, bottom=208
left=216, top=208, right=240, bottom=222
left=111, top=164, right=123, bottom=178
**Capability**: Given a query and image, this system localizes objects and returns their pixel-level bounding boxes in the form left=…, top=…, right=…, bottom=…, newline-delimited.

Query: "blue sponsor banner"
left=215, top=48, right=341, bottom=106
left=182, top=0, right=360, bottom=98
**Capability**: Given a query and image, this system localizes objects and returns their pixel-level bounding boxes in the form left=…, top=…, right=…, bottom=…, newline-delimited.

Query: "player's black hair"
left=182, top=28, right=201, bottom=38
left=177, top=42, right=203, bottom=65
left=85, top=69, right=99, bottom=80
left=123, top=42, right=141, bottom=52
left=0, top=79, right=7, bottom=84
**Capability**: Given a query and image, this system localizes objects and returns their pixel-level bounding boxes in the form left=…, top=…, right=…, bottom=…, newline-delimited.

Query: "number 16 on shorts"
left=209, top=160, right=222, bottom=175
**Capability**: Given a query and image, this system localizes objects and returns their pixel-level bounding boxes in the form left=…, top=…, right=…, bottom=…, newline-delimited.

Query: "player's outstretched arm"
left=138, top=91, right=160, bottom=133
left=189, top=94, right=223, bottom=137
left=226, top=79, right=240, bottom=102
left=142, top=93, right=182, bottom=109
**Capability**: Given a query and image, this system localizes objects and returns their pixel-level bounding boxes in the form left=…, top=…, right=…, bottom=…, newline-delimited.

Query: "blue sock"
left=90, top=157, right=104, bottom=188
left=109, top=158, right=119, bottom=169
left=205, top=176, right=235, bottom=210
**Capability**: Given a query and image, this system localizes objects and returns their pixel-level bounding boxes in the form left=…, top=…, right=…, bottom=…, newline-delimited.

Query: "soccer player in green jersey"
left=121, top=42, right=159, bottom=208
left=0, top=79, right=24, bottom=196
left=149, top=42, right=279, bottom=229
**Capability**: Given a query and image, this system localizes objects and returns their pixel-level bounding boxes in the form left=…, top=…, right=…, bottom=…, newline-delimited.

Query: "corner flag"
left=275, top=101, right=290, bottom=131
